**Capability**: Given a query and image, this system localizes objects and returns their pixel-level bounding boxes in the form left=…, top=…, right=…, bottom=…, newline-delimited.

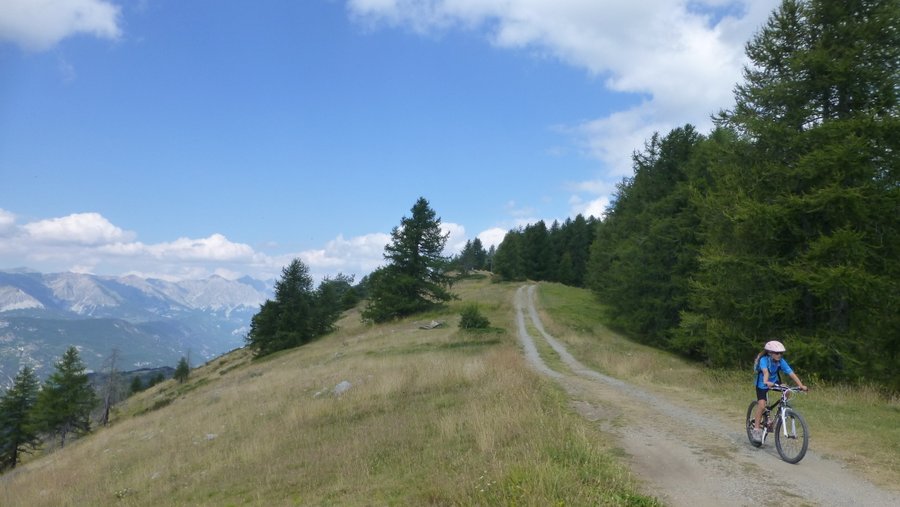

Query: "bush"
left=459, top=304, right=490, bottom=329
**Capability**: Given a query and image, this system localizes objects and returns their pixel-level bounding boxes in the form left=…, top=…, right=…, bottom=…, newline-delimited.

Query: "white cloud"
left=23, top=212, right=135, bottom=245
left=144, top=234, right=257, bottom=261
left=1, top=210, right=454, bottom=283
left=442, top=221, right=467, bottom=254
left=569, top=195, right=609, bottom=220
left=298, top=232, right=391, bottom=275
left=0, top=209, right=15, bottom=232
left=477, top=227, right=507, bottom=249
left=347, top=0, right=779, bottom=178
left=0, top=0, right=122, bottom=51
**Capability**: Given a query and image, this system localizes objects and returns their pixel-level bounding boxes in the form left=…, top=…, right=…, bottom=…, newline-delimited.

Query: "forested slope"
left=493, top=0, right=900, bottom=390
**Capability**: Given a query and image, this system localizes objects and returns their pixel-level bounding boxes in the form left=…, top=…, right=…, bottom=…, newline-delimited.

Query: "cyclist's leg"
left=753, top=388, right=768, bottom=429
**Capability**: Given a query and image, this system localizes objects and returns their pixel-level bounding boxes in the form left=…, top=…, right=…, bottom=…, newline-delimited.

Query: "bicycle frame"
left=761, top=386, right=798, bottom=439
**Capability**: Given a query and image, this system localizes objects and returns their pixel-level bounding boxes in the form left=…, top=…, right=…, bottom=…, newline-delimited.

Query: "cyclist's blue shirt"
left=756, top=355, right=793, bottom=389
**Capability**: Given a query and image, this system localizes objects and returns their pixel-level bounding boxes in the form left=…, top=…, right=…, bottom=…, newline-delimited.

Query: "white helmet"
left=764, top=340, right=786, bottom=353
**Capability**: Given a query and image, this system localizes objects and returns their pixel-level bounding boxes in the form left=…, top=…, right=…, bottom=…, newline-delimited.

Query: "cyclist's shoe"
left=751, top=428, right=762, bottom=443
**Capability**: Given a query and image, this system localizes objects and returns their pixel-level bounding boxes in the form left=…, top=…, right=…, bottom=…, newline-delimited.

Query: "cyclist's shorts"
left=756, top=387, right=769, bottom=401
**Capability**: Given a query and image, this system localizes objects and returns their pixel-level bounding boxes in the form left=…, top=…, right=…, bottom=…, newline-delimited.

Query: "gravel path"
left=514, top=285, right=900, bottom=507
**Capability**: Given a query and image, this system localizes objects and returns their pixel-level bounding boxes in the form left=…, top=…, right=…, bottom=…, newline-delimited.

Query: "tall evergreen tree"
left=587, top=126, right=704, bottom=345
left=174, top=357, right=190, bottom=384
left=0, top=366, right=41, bottom=471
left=362, top=197, right=454, bottom=322
left=523, top=221, right=554, bottom=281
left=492, top=229, right=526, bottom=281
left=313, top=273, right=356, bottom=333
left=246, top=258, right=345, bottom=357
left=683, top=0, right=900, bottom=385
left=470, top=237, right=487, bottom=271
left=32, top=347, right=98, bottom=448
left=455, top=238, right=488, bottom=274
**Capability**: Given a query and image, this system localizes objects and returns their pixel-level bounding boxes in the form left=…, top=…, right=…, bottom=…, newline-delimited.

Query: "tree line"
left=1, top=348, right=194, bottom=471
left=245, top=197, right=454, bottom=357
left=493, top=0, right=899, bottom=390
left=0, top=347, right=97, bottom=470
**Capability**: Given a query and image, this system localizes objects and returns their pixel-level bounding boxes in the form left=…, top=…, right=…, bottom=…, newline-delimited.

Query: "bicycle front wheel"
left=774, top=408, right=809, bottom=464
left=746, top=401, right=762, bottom=448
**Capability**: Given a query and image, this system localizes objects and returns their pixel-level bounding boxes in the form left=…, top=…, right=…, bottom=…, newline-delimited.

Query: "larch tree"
left=0, top=365, right=41, bottom=471
left=684, top=0, right=900, bottom=383
left=32, top=347, right=98, bottom=448
left=362, top=197, right=454, bottom=323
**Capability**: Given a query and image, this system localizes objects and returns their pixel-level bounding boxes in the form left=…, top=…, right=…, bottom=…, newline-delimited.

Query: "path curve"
left=514, top=285, right=900, bottom=507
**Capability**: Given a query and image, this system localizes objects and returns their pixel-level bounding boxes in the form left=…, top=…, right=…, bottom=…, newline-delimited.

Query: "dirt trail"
left=514, top=285, right=900, bottom=507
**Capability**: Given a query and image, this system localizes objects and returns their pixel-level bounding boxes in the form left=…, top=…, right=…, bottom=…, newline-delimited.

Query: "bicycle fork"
left=767, top=408, right=798, bottom=439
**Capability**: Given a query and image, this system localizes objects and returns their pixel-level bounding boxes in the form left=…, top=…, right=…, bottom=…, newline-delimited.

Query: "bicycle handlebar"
left=770, top=384, right=808, bottom=393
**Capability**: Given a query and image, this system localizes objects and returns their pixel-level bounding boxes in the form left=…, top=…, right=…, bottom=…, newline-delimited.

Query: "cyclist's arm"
left=787, top=372, right=808, bottom=391
left=762, top=367, right=774, bottom=388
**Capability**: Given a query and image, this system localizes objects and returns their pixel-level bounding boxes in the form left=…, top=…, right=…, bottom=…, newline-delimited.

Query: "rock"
left=333, top=380, right=352, bottom=396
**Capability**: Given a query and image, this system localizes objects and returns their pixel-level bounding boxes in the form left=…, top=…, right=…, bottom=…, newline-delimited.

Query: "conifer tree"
left=32, top=347, right=98, bottom=448
left=246, top=260, right=354, bottom=357
left=683, top=0, right=900, bottom=383
left=0, top=366, right=41, bottom=471
left=586, top=126, right=703, bottom=345
left=129, top=376, right=143, bottom=394
left=362, top=197, right=454, bottom=322
left=174, top=357, right=190, bottom=384
left=247, top=258, right=316, bottom=356
left=492, top=229, right=526, bottom=281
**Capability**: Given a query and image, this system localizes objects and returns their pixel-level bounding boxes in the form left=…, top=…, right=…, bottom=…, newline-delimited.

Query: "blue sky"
left=0, top=0, right=779, bottom=282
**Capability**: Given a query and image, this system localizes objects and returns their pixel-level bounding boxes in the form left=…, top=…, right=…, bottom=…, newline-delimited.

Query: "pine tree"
left=174, top=357, right=190, bottom=384
left=129, top=376, right=143, bottom=394
left=587, top=126, right=704, bottom=345
left=685, top=0, right=900, bottom=383
left=492, top=229, right=526, bottom=281
left=246, top=258, right=316, bottom=356
left=0, top=366, right=41, bottom=471
left=32, top=347, right=98, bottom=448
left=246, top=260, right=354, bottom=357
left=362, top=197, right=454, bottom=322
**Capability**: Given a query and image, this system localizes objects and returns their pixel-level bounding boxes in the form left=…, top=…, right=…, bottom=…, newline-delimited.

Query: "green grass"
left=536, top=281, right=900, bottom=489
left=0, top=278, right=660, bottom=506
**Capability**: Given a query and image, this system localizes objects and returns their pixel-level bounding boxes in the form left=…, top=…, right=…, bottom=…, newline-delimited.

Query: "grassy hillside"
left=0, top=278, right=659, bottom=506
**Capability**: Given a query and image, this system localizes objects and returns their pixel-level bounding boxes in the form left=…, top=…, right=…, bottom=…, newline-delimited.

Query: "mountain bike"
left=746, top=385, right=809, bottom=464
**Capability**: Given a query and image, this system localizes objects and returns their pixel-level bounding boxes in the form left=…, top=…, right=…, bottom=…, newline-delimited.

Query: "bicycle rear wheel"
left=775, top=408, right=809, bottom=464
left=746, top=401, right=762, bottom=448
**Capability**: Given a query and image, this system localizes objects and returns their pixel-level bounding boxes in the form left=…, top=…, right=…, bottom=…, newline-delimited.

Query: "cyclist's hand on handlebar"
left=798, top=384, right=809, bottom=392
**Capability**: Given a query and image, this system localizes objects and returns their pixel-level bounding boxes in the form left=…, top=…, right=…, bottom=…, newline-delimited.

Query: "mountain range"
left=0, top=269, right=272, bottom=385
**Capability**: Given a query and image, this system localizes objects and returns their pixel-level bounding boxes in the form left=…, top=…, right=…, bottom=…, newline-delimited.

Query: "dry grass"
left=536, top=282, right=900, bottom=490
left=0, top=277, right=659, bottom=506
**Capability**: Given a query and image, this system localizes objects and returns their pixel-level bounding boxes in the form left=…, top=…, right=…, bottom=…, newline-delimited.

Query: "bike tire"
left=775, top=408, right=809, bottom=464
left=746, top=401, right=762, bottom=448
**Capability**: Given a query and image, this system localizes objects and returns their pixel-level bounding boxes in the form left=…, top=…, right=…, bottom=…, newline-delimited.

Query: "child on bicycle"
left=751, top=340, right=808, bottom=443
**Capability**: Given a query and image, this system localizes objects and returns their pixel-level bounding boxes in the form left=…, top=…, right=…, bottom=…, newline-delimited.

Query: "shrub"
left=459, top=304, right=490, bottom=329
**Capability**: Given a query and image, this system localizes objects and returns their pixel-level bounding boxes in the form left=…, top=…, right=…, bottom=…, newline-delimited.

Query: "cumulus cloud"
left=1, top=210, right=490, bottom=283
left=145, top=234, right=257, bottom=261
left=298, top=232, right=391, bottom=274
left=442, top=221, right=467, bottom=254
left=23, top=212, right=135, bottom=245
left=0, top=208, right=15, bottom=233
left=0, top=0, right=122, bottom=51
left=477, top=227, right=507, bottom=249
left=347, top=0, right=780, bottom=216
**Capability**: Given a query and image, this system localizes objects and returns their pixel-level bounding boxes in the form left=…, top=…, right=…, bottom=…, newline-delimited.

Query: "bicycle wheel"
left=746, top=401, right=762, bottom=447
left=774, top=408, right=809, bottom=464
